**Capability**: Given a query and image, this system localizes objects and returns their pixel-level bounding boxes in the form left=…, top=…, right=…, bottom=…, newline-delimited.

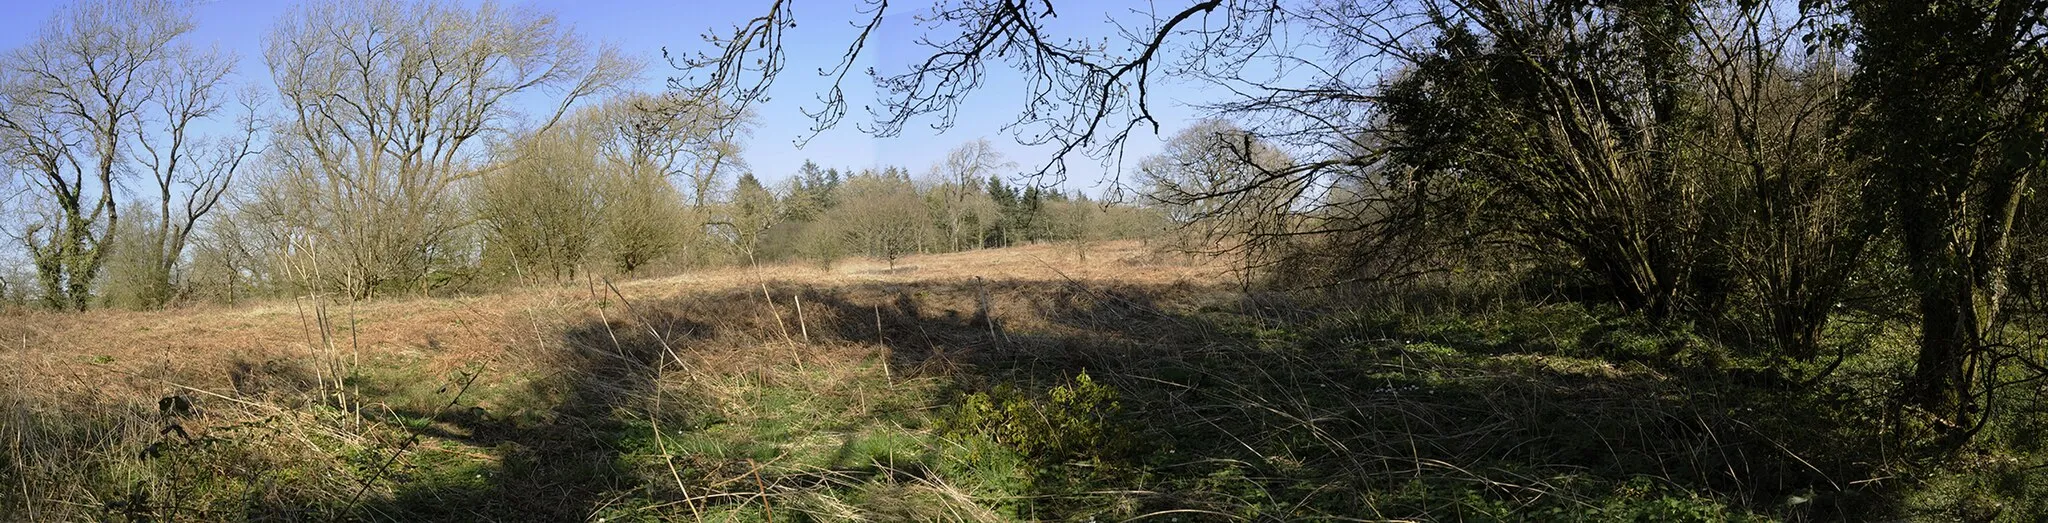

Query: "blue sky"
left=0, top=0, right=1218, bottom=195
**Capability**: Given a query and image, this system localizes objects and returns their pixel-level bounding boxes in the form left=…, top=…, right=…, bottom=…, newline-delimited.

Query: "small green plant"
left=948, top=371, right=1129, bottom=463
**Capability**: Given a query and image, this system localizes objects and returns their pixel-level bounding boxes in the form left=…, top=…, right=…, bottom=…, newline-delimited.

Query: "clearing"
left=3, top=242, right=1899, bottom=520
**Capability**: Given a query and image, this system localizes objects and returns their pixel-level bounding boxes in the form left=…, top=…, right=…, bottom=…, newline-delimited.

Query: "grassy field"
left=0, top=241, right=2031, bottom=521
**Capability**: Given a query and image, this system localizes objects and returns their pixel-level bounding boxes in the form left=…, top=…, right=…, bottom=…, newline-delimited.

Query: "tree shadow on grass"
left=346, top=308, right=714, bottom=522
left=783, top=278, right=1898, bottom=520
left=345, top=276, right=1898, bottom=520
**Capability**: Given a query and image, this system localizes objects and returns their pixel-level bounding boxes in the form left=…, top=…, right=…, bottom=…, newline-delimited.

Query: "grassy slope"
left=0, top=241, right=2022, bottom=521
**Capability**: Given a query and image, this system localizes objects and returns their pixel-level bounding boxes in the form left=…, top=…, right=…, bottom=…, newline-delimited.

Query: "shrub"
left=947, top=371, right=1129, bottom=463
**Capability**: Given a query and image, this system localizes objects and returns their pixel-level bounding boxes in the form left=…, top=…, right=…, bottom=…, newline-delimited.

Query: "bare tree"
left=598, top=157, right=691, bottom=275
left=929, top=139, right=1011, bottom=251
left=475, top=119, right=606, bottom=283
left=683, top=138, right=748, bottom=208
left=260, top=0, right=633, bottom=298
left=1687, top=4, right=1872, bottom=360
left=181, top=195, right=271, bottom=305
left=0, top=0, right=194, bottom=310
left=825, top=169, right=930, bottom=268
left=671, top=0, right=1237, bottom=180
left=1138, top=119, right=1299, bottom=254
left=124, top=46, right=263, bottom=308
left=597, top=92, right=754, bottom=208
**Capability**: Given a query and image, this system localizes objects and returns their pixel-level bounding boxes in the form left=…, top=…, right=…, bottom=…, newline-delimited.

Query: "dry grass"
left=0, top=241, right=1235, bottom=520
left=0, top=241, right=1221, bottom=405
left=1, top=240, right=1902, bottom=520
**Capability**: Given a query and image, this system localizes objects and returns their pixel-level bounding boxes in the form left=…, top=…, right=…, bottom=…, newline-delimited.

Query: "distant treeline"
left=0, top=1, right=1170, bottom=310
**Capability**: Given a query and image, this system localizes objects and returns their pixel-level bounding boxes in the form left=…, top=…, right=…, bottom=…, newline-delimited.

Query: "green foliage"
left=984, top=176, right=1050, bottom=247
left=1903, top=450, right=2044, bottom=521
left=726, top=173, right=780, bottom=259
left=1578, top=317, right=1726, bottom=369
left=948, top=371, right=1130, bottom=463
left=1582, top=477, right=1757, bottom=522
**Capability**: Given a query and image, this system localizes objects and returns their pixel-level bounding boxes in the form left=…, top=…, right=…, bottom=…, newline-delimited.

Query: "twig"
left=751, top=458, right=775, bottom=523
left=1120, top=509, right=1248, bottom=522
left=794, top=293, right=810, bottom=344
left=9, top=360, right=35, bottom=519
left=1731, top=418, right=1842, bottom=492
left=348, top=297, right=362, bottom=424
left=294, top=296, right=325, bottom=410
left=877, top=304, right=890, bottom=382
left=975, top=276, right=1000, bottom=347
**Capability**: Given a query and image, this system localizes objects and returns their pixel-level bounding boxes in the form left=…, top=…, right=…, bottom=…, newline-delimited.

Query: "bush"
left=947, top=371, right=1129, bottom=463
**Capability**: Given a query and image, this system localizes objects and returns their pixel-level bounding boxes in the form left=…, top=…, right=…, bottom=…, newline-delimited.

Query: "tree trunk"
left=1909, top=280, right=1975, bottom=428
